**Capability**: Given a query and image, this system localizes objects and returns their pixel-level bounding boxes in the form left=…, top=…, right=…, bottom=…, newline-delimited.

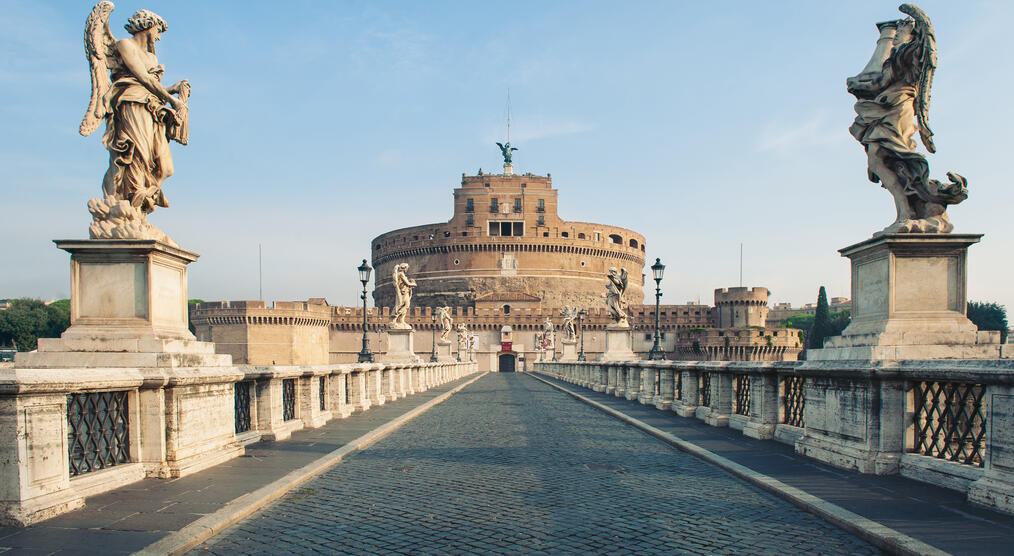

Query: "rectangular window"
left=537, top=199, right=545, bottom=212
left=490, top=198, right=499, bottom=213
left=466, top=214, right=474, bottom=226
left=466, top=198, right=474, bottom=212
left=514, top=198, right=522, bottom=212
left=595, top=232, right=601, bottom=242
left=512, top=222, right=524, bottom=236
left=537, top=215, right=545, bottom=226
left=489, top=222, right=499, bottom=236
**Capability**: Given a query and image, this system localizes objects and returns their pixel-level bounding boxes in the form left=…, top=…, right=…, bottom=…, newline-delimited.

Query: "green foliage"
left=0, top=298, right=70, bottom=351
left=782, top=313, right=814, bottom=331
left=828, top=309, right=851, bottom=337
left=967, top=301, right=1008, bottom=343
left=808, top=286, right=831, bottom=350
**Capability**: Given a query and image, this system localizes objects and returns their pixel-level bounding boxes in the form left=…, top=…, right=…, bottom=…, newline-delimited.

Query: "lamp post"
left=429, top=311, right=438, bottom=362
left=648, top=257, right=666, bottom=360
left=577, top=309, right=588, bottom=361
left=357, top=259, right=374, bottom=363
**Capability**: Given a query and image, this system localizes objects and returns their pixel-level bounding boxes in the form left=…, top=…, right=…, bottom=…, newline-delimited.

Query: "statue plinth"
left=16, top=239, right=231, bottom=369
left=808, top=233, right=1004, bottom=361
left=504, top=164, right=513, bottom=176
left=599, top=323, right=636, bottom=362
left=437, top=339, right=454, bottom=362
left=384, top=327, right=421, bottom=363
left=560, top=339, right=578, bottom=361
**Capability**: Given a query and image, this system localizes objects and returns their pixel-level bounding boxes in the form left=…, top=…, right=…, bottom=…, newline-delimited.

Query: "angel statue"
left=542, top=317, right=555, bottom=350
left=80, top=2, right=190, bottom=246
left=560, top=306, right=578, bottom=341
left=846, top=3, right=966, bottom=235
left=456, top=323, right=468, bottom=352
left=605, top=267, right=629, bottom=327
left=438, top=306, right=453, bottom=342
left=496, top=141, right=518, bottom=165
left=390, top=263, right=417, bottom=329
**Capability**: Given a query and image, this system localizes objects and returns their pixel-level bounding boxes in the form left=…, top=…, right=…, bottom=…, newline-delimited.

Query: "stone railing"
left=0, top=360, right=479, bottom=525
left=534, top=359, right=1014, bottom=516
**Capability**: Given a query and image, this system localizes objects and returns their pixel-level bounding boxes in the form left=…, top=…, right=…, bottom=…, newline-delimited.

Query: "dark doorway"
left=498, top=353, right=515, bottom=372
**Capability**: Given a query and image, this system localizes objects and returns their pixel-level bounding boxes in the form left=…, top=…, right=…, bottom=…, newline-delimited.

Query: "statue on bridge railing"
left=438, top=306, right=453, bottom=342
left=542, top=317, right=555, bottom=351
left=847, top=3, right=966, bottom=235
left=605, top=267, right=630, bottom=327
left=560, top=306, right=578, bottom=341
left=390, top=263, right=416, bottom=329
left=80, top=2, right=191, bottom=246
left=456, top=323, right=468, bottom=354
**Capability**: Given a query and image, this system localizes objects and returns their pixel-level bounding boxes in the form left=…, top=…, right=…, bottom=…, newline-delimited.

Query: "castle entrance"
left=498, top=353, right=516, bottom=372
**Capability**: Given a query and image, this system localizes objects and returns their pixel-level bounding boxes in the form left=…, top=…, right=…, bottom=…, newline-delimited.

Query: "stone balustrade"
left=535, top=358, right=1014, bottom=516
left=0, top=360, right=479, bottom=525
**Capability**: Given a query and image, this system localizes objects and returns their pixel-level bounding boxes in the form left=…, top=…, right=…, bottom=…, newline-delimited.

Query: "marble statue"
left=605, top=268, right=629, bottom=327
left=560, top=306, right=578, bottom=341
left=390, top=263, right=416, bottom=329
left=80, top=2, right=190, bottom=246
left=542, top=317, right=555, bottom=349
left=438, top=306, right=453, bottom=342
left=456, top=323, right=468, bottom=352
left=846, top=3, right=966, bottom=235
left=496, top=141, right=518, bottom=165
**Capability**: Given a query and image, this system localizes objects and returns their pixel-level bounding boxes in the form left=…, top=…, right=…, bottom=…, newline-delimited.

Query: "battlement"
left=714, top=287, right=770, bottom=305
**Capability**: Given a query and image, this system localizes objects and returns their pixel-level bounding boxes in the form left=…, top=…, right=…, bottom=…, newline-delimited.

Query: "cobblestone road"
left=194, top=374, right=879, bottom=555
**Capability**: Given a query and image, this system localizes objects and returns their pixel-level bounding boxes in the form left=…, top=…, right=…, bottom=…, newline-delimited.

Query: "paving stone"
left=193, top=374, right=879, bottom=554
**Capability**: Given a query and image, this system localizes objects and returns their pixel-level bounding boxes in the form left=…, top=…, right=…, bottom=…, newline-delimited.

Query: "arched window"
left=503, top=304, right=511, bottom=315
left=628, top=238, right=638, bottom=248
left=609, top=234, right=622, bottom=244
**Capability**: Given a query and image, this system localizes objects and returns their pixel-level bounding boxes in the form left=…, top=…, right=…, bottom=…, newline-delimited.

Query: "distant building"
left=767, top=296, right=851, bottom=327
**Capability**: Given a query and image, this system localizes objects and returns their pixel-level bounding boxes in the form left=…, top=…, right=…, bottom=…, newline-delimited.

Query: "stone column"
left=614, top=365, right=626, bottom=398
left=625, top=364, right=641, bottom=401
left=705, top=370, right=733, bottom=427
left=638, top=365, right=654, bottom=405
left=656, top=365, right=675, bottom=411
left=605, top=364, right=617, bottom=395
left=366, top=366, right=385, bottom=406
left=676, top=368, right=699, bottom=418
left=743, top=368, right=778, bottom=440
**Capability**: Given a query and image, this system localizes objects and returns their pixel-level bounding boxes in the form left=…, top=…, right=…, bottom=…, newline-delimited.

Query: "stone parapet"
left=0, top=359, right=480, bottom=526
left=534, top=358, right=1014, bottom=517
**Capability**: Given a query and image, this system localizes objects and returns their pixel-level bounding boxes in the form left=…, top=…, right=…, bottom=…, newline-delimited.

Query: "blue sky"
left=2, top=1, right=1012, bottom=311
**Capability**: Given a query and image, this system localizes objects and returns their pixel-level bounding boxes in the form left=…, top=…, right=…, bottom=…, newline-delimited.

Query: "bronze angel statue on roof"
left=79, top=2, right=190, bottom=245
left=496, top=141, right=518, bottom=165
left=846, top=3, right=966, bottom=235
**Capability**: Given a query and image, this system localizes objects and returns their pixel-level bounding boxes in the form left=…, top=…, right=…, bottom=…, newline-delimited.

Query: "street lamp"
left=357, top=259, right=374, bottom=363
left=648, top=257, right=666, bottom=360
left=577, top=308, right=588, bottom=361
left=430, top=310, right=439, bottom=362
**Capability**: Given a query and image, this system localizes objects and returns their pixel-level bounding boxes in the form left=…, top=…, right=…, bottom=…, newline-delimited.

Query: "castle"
left=192, top=164, right=802, bottom=370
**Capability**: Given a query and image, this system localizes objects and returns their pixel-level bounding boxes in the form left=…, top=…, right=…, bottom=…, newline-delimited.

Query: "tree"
left=967, top=301, right=1008, bottom=343
left=808, top=286, right=832, bottom=350
left=782, top=313, right=814, bottom=331
left=0, top=298, right=70, bottom=351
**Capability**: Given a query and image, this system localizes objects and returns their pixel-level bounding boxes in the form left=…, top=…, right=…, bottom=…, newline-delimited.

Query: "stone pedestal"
left=2, top=239, right=243, bottom=525
left=437, top=340, right=454, bottom=362
left=599, top=324, right=636, bottom=362
left=809, top=234, right=1002, bottom=361
left=560, top=339, right=578, bottom=361
left=384, top=328, right=421, bottom=363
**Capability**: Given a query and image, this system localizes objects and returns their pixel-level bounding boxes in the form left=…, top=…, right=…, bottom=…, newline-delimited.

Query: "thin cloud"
left=756, top=112, right=844, bottom=155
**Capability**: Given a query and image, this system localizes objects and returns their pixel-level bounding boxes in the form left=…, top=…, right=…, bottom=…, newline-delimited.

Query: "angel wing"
left=619, top=268, right=629, bottom=291
left=496, top=142, right=505, bottom=152
left=80, top=1, right=118, bottom=136
left=900, top=3, right=937, bottom=153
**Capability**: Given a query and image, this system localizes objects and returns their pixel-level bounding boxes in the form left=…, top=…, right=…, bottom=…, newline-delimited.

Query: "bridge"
left=3, top=369, right=1012, bottom=555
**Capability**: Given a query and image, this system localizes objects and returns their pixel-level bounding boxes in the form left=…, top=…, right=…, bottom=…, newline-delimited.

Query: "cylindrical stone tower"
left=714, top=287, right=769, bottom=328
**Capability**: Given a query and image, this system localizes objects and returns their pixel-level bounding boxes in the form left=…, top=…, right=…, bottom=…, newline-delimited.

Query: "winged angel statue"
left=846, top=4, right=966, bottom=235
left=605, top=268, right=629, bottom=327
left=80, top=2, right=190, bottom=246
